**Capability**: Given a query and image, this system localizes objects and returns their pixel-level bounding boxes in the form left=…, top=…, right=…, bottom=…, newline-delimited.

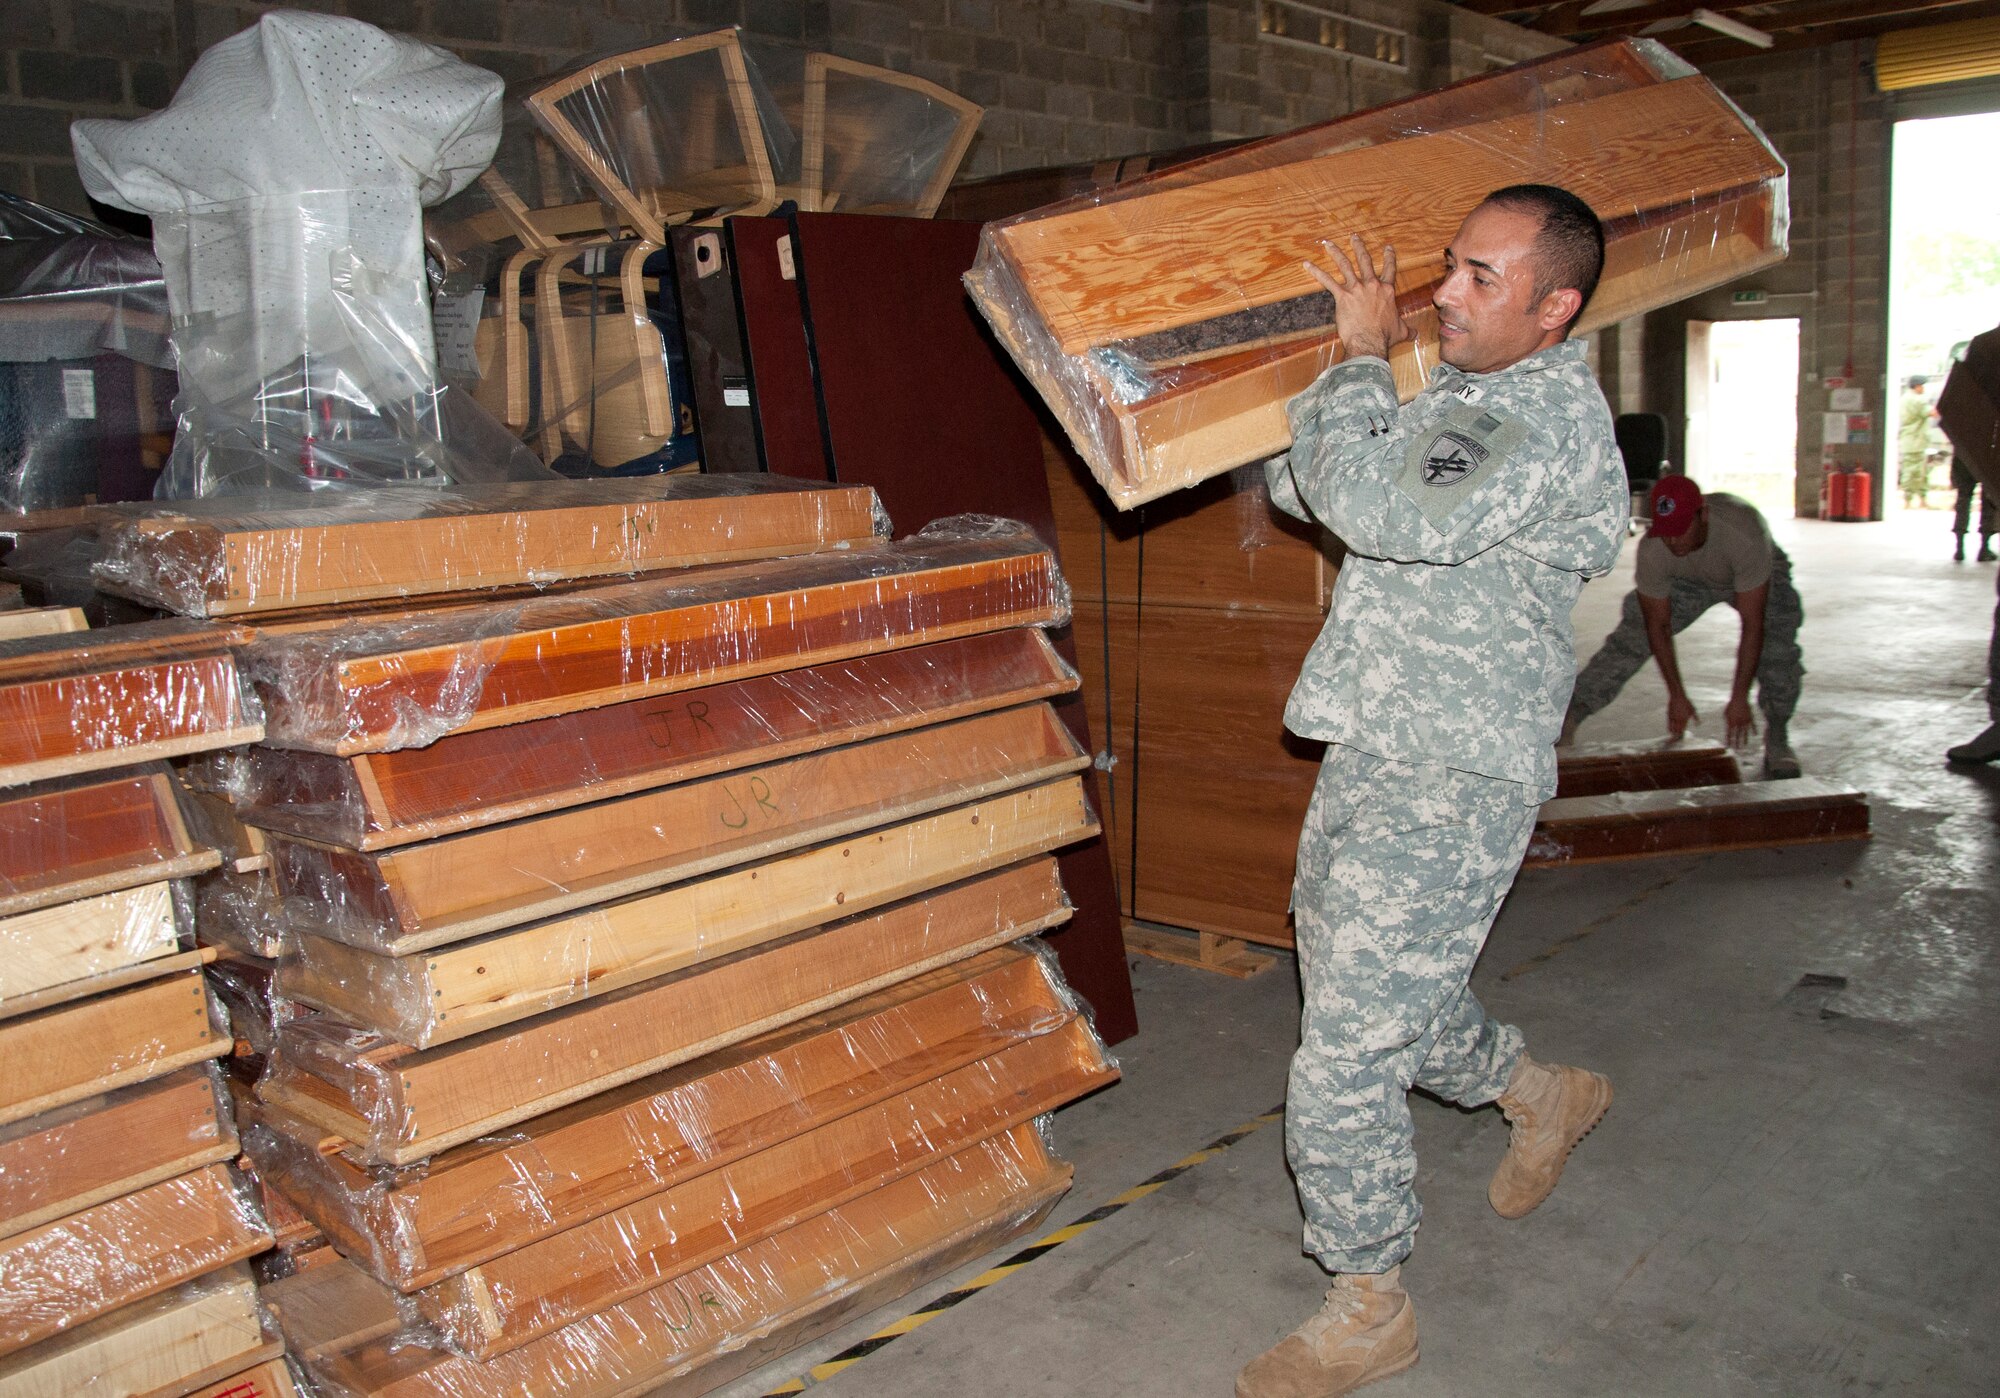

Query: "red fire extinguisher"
left=1844, top=466, right=1872, bottom=521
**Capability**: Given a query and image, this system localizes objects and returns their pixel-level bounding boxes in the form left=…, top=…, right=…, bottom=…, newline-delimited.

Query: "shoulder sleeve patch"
left=1394, top=405, right=1531, bottom=531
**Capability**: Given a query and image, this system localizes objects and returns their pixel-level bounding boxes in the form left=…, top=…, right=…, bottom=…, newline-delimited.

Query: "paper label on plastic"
left=433, top=289, right=486, bottom=378
left=724, top=385, right=751, bottom=407
left=62, top=368, right=98, bottom=420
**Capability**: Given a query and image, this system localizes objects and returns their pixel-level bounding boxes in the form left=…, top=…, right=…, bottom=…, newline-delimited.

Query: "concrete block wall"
left=3, top=0, right=1559, bottom=214
left=1627, top=40, right=1893, bottom=518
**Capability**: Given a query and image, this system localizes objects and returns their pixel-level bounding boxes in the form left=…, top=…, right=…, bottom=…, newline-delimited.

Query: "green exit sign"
left=1732, top=290, right=1769, bottom=305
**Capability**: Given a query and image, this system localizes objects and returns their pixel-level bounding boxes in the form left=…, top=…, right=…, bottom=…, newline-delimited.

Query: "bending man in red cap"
left=1562, top=475, right=1804, bottom=778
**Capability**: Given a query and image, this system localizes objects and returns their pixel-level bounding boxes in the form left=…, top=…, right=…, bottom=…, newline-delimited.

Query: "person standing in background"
left=1900, top=376, right=1937, bottom=510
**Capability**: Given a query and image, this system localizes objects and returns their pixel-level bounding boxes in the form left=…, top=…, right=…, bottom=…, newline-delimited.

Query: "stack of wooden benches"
left=0, top=626, right=291, bottom=1395
left=76, top=475, right=1118, bottom=1395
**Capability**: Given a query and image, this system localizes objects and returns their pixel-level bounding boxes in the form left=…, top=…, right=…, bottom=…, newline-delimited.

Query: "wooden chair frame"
left=533, top=239, right=673, bottom=464
left=525, top=31, right=779, bottom=244
left=800, top=54, right=982, bottom=218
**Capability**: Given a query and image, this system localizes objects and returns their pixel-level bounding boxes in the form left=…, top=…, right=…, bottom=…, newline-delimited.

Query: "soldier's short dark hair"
left=1482, top=184, right=1605, bottom=331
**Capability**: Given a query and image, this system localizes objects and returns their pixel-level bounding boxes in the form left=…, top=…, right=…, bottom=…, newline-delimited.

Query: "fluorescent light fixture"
left=1691, top=7, right=1775, bottom=46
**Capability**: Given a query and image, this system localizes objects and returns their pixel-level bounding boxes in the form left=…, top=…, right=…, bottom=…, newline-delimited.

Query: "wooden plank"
left=260, top=858, right=1073, bottom=1163
left=267, top=1125, right=1068, bottom=1398
left=179, top=1358, right=299, bottom=1398
left=0, top=1066, right=235, bottom=1243
left=1553, top=738, right=1744, bottom=800
left=0, top=966, right=231, bottom=1128
left=245, top=946, right=1082, bottom=1291
left=0, top=624, right=262, bottom=788
left=0, top=772, right=218, bottom=919
left=0, top=1163, right=273, bottom=1357
left=993, top=79, right=1783, bottom=356
left=281, top=775, right=1098, bottom=1046
left=232, top=628, right=1076, bottom=850
left=274, top=703, right=1087, bottom=953
left=244, top=527, right=1064, bottom=755
left=413, top=1019, right=1110, bottom=1356
left=0, top=1265, right=270, bottom=1398
left=0, top=946, right=217, bottom=1027
left=1525, top=779, right=1871, bottom=868
left=0, top=881, right=180, bottom=1005
left=0, top=608, right=86, bottom=643
left=92, top=477, right=884, bottom=618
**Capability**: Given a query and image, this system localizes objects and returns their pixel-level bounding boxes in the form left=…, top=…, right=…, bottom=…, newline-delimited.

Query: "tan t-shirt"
left=1635, top=492, right=1773, bottom=598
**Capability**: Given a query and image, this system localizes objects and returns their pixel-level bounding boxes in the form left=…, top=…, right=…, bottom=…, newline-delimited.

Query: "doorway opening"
left=1685, top=317, right=1800, bottom=519
left=1888, top=110, right=2000, bottom=515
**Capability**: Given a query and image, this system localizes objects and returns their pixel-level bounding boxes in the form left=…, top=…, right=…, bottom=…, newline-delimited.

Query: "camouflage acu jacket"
left=1267, top=338, right=1628, bottom=802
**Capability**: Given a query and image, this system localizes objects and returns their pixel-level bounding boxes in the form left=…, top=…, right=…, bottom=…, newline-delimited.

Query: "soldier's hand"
left=1303, top=235, right=1411, bottom=364
left=1724, top=696, right=1756, bottom=749
left=1667, top=692, right=1699, bottom=739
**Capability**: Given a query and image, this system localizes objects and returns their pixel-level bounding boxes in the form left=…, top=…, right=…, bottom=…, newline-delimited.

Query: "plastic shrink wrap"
left=260, top=859, right=1078, bottom=1164
left=0, top=194, right=176, bottom=514
left=966, top=37, right=1791, bottom=508
left=226, top=627, right=1078, bottom=850
left=240, top=516, right=1070, bottom=753
left=0, top=620, right=264, bottom=787
left=71, top=11, right=552, bottom=496
left=1939, top=323, right=2000, bottom=493
left=244, top=944, right=1110, bottom=1295
left=89, top=474, right=888, bottom=617
left=265, top=1124, right=1068, bottom=1396
left=0, top=768, right=220, bottom=917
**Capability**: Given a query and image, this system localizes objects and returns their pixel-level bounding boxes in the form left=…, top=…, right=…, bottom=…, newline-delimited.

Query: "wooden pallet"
left=0, top=623, right=262, bottom=787
left=246, top=947, right=1085, bottom=1291
left=232, top=628, right=1076, bottom=850
left=1552, top=738, right=1744, bottom=800
left=0, top=1065, right=235, bottom=1243
left=245, top=527, right=1064, bottom=754
left=1524, top=778, right=1870, bottom=868
left=0, top=771, right=219, bottom=918
left=267, top=1126, right=1069, bottom=1398
left=92, top=477, right=884, bottom=618
left=0, top=965, right=230, bottom=1128
left=415, top=1019, right=1110, bottom=1356
left=0, top=1163, right=273, bottom=1357
left=0, top=1265, right=275, bottom=1398
left=280, top=776, right=1098, bottom=1046
left=271, top=702, right=1084, bottom=953
left=260, top=858, right=1072, bottom=1163
left=969, top=41, right=1788, bottom=505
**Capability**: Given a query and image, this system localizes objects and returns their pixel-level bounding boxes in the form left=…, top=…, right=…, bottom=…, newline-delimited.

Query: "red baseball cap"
left=1648, top=475, right=1703, bottom=538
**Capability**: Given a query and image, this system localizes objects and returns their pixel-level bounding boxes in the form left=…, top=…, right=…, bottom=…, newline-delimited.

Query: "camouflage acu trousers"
left=1569, top=552, right=1804, bottom=730
left=1287, top=746, right=1536, bottom=1275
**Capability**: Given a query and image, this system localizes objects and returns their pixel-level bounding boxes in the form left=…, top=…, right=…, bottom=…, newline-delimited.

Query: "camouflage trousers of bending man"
left=1567, top=552, right=1805, bottom=734
left=1287, top=746, right=1538, bottom=1275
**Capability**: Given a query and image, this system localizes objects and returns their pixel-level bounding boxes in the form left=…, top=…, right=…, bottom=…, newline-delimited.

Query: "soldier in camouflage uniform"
left=1238, top=187, right=1626, bottom=1398
left=1947, top=567, right=2000, bottom=763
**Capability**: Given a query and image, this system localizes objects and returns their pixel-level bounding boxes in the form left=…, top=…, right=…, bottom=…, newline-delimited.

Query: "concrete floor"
left=713, top=508, right=2000, bottom=1397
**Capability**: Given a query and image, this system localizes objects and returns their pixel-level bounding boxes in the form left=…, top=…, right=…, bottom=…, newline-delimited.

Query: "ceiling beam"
left=1668, top=0, right=2000, bottom=62
left=1541, top=0, right=1979, bottom=36
left=1449, top=0, right=1564, bottom=18
left=1528, top=0, right=1772, bottom=37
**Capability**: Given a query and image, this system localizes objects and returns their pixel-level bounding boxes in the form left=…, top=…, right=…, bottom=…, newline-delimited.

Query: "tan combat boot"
left=1488, top=1055, right=1613, bottom=1220
left=1235, top=1267, right=1418, bottom=1398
